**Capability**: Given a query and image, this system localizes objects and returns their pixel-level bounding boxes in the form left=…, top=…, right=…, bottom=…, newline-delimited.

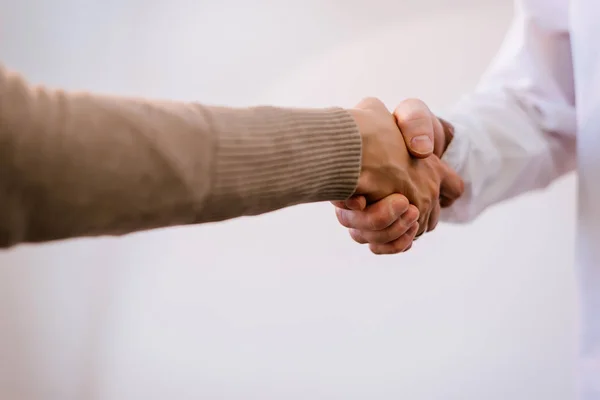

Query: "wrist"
left=348, top=108, right=375, bottom=192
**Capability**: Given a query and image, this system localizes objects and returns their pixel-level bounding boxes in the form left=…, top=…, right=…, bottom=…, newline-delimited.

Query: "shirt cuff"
left=439, top=114, right=475, bottom=223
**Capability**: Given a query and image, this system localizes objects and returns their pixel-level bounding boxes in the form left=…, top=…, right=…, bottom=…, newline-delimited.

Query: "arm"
left=333, top=3, right=576, bottom=254
left=0, top=65, right=362, bottom=247
left=440, top=4, right=576, bottom=222
left=0, top=68, right=463, bottom=248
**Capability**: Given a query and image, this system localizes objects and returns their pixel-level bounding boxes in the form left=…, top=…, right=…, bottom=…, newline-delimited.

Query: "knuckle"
left=363, top=96, right=380, bottom=103
left=417, top=210, right=428, bottom=224
left=372, top=234, right=391, bottom=245
left=373, top=227, right=396, bottom=245
left=427, top=221, right=438, bottom=232
left=419, top=198, right=432, bottom=214
left=427, top=215, right=439, bottom=232
left=360, top=97, right=383, bottom=110
left=405, top=205, right=420, bottom=222
left=411, top=222, right=420, bottom=237
left=331, top=201, right=343, bottom=208
left=390, top=238, right=409, bottom=254
left=369, top=244, right=383, bottom=255
left=404, top=97, right=427, bottom=107
left=370, top=212, right=391, bottom=230
left=396, top=98, right=430, bottom=120
left=416, top=218, right=427, bottom=237
left=392, top=195, right=409, bottom=212
left=427, top=176, right=440, bottom=193
left=335, top=208, right=350, bottom=228
left=349, top=229, right=367, bottom=244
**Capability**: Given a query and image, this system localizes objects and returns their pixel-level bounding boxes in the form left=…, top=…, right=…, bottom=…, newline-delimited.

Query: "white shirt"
left=441, top=0, right=599, bottom=397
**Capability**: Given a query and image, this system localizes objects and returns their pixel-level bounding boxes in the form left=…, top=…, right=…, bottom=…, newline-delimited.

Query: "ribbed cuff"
left=202, top=106, right=362, bottom=220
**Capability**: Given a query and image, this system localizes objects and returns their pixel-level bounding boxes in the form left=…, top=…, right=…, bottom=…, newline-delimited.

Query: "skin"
left=334, top=193, right=420, bottom=254
left=337, top=98, right=456, bottom=255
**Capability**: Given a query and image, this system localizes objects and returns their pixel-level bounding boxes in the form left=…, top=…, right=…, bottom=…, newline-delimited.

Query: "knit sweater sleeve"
left=0, top=65, right=362, bottom=247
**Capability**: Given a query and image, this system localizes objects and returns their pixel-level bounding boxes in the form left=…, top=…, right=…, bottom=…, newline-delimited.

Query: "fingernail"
left=410, top=135, right=433, bottom=155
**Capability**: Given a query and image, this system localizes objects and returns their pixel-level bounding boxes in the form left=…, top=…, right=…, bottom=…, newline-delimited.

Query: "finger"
left=335, top=194, right=409, bottom=230
left=439, top=162, right=465, bottom=207
left=439, top=195, right=454, bottom=208
left=349, top=204, right=419, bottom=245
left=331, top=195, right=366, bottom=211
left=438, top=117, right=455, bottom=154
left=416, top=210, right=429, bottom=238
left=369, top=222, right=419, bottom=255
left=405, top=222, right=419, bottom=250
left=393, top=99, right=434, bottom=158
left=331, top=200, right=347, bottom=209
left=427, top=202, right=441, bottom=232
left=415, top=197, right=432, bottom=237
left=345, top=196, right=367, bottom=211
left=431, top=113, right=447, bottom=158
left=349, top=228, right=368, bottom=244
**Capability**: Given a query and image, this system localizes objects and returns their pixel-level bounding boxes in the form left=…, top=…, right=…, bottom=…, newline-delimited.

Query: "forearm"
left=0, top=66, right=361, bottom=247
left=437, top=6, right=578, bottom=224
left=441, top=90, right=576, bottom=223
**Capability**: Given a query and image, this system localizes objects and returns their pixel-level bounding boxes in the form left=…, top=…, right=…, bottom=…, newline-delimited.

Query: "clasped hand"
left=333, top=98, right=463, bottom=254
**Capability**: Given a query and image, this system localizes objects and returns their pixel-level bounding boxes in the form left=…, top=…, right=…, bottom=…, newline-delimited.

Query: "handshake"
left=333, top=97, right=464, bottom=254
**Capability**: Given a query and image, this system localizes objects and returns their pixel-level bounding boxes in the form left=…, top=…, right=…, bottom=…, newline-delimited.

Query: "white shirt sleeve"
left=441, top=4, right=577, bottom=223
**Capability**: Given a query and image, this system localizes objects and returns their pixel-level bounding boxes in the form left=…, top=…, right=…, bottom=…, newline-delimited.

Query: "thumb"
left=439, top=162, right=465, bottom=208
left=393, top=99, right=435, bottom=159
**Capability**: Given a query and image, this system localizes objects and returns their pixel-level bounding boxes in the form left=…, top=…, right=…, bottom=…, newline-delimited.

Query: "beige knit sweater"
left=0, top=66, right=362, bottom=247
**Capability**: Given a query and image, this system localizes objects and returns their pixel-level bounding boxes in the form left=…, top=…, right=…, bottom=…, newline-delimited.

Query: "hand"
left=346, top=98, right=463, bottom=238
left=334, top=193, right=420, bottom=254
left=394, top=99, right=455, bottom=159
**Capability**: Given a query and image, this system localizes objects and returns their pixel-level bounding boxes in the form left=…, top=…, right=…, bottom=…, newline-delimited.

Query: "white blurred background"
left=0, top=1, right=578, bottom=399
